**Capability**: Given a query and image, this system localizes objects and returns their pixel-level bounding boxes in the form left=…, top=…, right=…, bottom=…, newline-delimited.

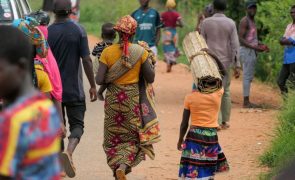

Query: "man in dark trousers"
left=278, top=5, right=295, bottom=95
left=48, top=0, right=97, bottom=178
left=239, top=1, right=268, bottom=108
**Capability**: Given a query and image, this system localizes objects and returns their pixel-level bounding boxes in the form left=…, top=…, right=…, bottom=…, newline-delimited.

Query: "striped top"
left=0, top=93, right=61, bottom=179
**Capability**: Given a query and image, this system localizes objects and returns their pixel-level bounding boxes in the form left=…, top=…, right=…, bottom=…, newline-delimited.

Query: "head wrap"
left=114, top=15, right=137, bottom=68
left=12, top=17, right=48, bottom=58
left=166, top=0, right=176, bottom=9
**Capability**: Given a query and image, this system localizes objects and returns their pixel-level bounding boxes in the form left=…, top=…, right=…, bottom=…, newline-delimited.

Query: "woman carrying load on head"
left=96, top=15, right=160, bottom=180
left=161, top=0, right=183, bottom=73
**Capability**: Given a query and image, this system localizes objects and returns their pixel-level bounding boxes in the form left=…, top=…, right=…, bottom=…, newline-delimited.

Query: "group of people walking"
left=0, top=0, right=294, bottom=180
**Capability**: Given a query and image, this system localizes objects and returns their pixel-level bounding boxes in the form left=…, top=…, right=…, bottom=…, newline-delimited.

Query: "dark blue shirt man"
left=48, top=0, right=97, bottom=178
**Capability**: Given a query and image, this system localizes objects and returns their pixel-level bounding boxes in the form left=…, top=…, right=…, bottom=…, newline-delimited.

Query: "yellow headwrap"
left=166, top=0, right=176, bottom=9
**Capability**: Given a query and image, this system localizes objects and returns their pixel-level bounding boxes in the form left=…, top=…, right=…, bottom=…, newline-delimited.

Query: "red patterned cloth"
left=114, top=15, right=137, bottom=35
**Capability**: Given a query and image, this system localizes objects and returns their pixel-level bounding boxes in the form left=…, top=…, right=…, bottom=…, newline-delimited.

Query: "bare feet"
left=166, top=64, right=172, bottom=73
left=116, top=164, right=127, bottom=180
left=97, top=93, right=105, bottom=101
left=243, top=102, right=262, bottom=109
left=221, top=122, right=230, bottom=129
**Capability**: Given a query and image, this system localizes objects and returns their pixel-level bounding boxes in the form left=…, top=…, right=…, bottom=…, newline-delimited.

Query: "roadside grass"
left=260, top=91, right=295, bottom=179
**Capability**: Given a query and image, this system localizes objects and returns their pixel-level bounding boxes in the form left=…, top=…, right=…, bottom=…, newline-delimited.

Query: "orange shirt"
left=184, top=89, right=224, bottom=128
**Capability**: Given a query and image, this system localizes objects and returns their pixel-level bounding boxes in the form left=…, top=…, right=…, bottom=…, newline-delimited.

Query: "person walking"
left=161, top=0, right=183, bottom=72
left=239, top=1, right=269, bottom=108
left=277, top=5, right=295, bottom=95
left=177, top=48, right=229, bottom=180
left=0, top=26, right=61, bottom=180
left=200, top=0, right=241, bottom=130
left=196, top=4, right=214, bottom=32
left=131, top=0, right=161, bottom=56
left=48, top=0, right=97, bottom=178
left=96, top=15, right=158, bottom=180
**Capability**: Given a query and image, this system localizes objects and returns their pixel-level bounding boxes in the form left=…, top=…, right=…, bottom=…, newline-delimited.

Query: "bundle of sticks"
left=182, top=31, right=222, bottom=94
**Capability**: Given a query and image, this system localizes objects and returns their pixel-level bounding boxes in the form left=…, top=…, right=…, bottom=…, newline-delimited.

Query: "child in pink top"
left=37, top=25, right=63, bottom=102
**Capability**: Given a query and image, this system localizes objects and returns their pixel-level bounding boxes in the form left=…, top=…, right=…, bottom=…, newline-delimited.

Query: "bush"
left=260, top=91, right=295, bottom=178
left=256, top=0, right=294, bottom=82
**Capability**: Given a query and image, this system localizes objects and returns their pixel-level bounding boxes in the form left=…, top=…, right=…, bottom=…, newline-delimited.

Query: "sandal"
left=60, top=152, right=76, bottom=178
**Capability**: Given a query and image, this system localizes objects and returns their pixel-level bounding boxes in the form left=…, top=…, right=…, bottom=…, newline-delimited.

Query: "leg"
left=66, top=101, right=86, bottom=155
left=61, top=101, right=86, bottom=178
left=61, top=103, right=66, bottom=152
left=242, top=48, right=258, bottom=108
left=277, top=64, right=290, bottom=95
left=288, top=62, right=295, bottom=90
left=116, top=164, right=128, bottom=180
left=164, top=52, right=172, bottom=73
left=218, top=68, right=231, bottom=127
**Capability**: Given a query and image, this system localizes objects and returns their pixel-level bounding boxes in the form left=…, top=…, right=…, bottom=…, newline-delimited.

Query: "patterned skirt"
left=163, top=28, right=178, bottom=64
left=179, top=126, right=229, bottom=180
left=103, top=83, right=145, bottom=174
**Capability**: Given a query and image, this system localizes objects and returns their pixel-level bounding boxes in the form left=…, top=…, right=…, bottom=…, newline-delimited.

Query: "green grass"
left=260, top=91, right=295, bottom=178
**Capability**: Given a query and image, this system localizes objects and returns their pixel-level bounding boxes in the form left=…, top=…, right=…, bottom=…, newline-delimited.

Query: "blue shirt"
left=283, top=39, right=295, bottom=64
left=283, top=23, right=295, bottom=64
left=131, top=8, right=161, bottom=47
left=48, top=20, right=90, bottom=102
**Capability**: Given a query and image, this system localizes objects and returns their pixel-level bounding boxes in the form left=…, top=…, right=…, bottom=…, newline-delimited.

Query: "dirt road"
left=64, top=36, right=280, bottom=180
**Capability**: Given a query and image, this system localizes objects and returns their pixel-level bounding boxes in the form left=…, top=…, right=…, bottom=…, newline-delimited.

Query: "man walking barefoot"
left=48, top=0, right=97, bottom=177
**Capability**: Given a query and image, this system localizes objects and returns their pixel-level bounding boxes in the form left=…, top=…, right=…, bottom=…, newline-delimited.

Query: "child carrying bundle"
left=178, top=32, right=229, bottom=179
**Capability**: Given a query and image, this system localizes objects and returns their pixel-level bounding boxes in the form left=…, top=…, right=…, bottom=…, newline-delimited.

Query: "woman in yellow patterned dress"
left=96, top=15, right=157, bottom=180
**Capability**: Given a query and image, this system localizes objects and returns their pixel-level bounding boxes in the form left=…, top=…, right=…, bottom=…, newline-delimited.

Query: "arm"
left=80, top=28, right=97, bottom=102
left=155, top=11, right=161, bottom=46
left=196, top=14, right=204, bottom=32
left=231, top=25, right=241, bottom=69
left=280, top=37, right=293, bottom=46
left=95, top=62, right=108, bottom=85
left=176, top=18, right=184, bottom=28
left=155, top=28, right=161, bottom=46
left=52, top=99, right=66, bottom=138
left=177, top=109, right=190, bottom=151
left=141, top=60, right=155, bottom=83
left=82, top=56, right=97, bottom=102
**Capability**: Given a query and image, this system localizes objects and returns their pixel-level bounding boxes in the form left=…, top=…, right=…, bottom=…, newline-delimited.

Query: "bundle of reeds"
left=182, top=31, right=222, bottom=94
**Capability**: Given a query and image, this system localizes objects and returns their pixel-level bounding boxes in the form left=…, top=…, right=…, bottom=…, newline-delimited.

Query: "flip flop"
left=116, top=168, right=127, bottom=180
left=60, top=152, right=76, bottom=178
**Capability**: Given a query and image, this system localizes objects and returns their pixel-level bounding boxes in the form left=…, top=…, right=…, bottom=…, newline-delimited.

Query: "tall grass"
left=260, top=92, right=295, bottom=179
